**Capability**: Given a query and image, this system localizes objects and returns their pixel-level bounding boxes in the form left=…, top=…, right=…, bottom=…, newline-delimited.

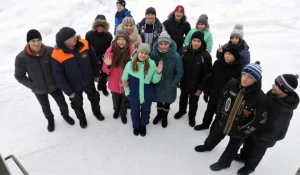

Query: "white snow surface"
left=0, top=0, right=300, bottom=174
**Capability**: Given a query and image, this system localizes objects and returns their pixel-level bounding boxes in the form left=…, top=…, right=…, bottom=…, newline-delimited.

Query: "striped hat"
left=275, top=74, right=299, bottom=93
left=242, top=61, right=262, bottom=82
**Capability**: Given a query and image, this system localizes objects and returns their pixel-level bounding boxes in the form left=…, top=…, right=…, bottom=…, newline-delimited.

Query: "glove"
left=203, top=94, right=209, bottom=103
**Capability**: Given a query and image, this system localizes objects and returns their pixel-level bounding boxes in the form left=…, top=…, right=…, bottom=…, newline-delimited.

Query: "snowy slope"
left=0, top=0, right=300, bottom=174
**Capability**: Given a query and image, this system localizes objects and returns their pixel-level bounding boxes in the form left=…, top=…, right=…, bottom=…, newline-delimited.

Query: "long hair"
left=111, top=40, right=131, bottom=68
left=132, top=55, right=150, bottom=75
left=228, top=39, right=245, bottom=50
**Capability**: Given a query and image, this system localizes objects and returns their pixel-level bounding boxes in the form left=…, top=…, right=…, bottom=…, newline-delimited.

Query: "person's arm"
left=206, top=32, right=213, bottom=53
left=14, top=56, right=34, bottom=89
left=89, top=46, right=100, bottom=77
left=121, top=62, right=130, bottom=96
left=183, top=29, right=193, bottom=46
left=171, top=53, right=184, bottom=87
left=198, top=53, right=212, bottom=91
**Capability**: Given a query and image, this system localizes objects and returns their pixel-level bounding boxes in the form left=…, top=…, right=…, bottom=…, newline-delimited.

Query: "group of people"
left=14, top=1, right=299, bottom=175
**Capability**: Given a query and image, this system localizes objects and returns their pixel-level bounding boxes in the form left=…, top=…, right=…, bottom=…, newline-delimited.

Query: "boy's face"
left=28, top=39, right=42, bottom=53
left=116, top=4, right=124, bottom=12
left=191, top=38, right=201, bottom=50
left=146, top=13, right=156, bottom=24
left=241, top=73, right=255, bottom=87
left=272, top=84, right=286, bottom=96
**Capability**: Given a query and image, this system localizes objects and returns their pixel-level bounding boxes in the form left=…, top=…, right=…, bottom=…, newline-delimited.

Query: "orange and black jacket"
left=51, top=39, right=100, bottom=96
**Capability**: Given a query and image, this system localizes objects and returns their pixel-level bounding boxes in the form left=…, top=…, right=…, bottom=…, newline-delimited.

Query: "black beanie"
left=191, top=31, right=204, bottom=41
left=275, top=74, right=299, bottom=94
left=224, top=44, right=240, bottom=59
left=145, top=7, right=156, bottom=16
left=26, top=29, right=42, bottom=43
left=59, top=27, right=76, bottom=42
left=95, top=14, right=106, bottom=20
left=116, top=0, right=126, bottom=7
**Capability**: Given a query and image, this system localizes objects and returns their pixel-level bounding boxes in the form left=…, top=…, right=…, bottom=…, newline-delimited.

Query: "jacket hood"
left=268, top=90, right=299, bottom=110
left=116, top=23, right=139, bottom=44
left=152, top=39, right=177, bottom=55
left=92, top=19, right=109, bottom=32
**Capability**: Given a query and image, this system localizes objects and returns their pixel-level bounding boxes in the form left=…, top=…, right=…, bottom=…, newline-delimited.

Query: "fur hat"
left=197, top=14, right=208, bottom=26
left=116, top=0, right=126, bottom=7
left=27, top=29, right=42, bottom=43
left=242, top=61, right=262, bottom=82
left=157, top=31, right=172, bottom=45
left=224, top=44, right=240, bottom=59
left=95, top=14, right=106, bottom=20
left=230, top=24, right=244, bottom=40
left=122, top=17, right=135, bottom=25
left=58, top=27, right=76, bottom=42
left=145, top=7, right=156, bottom=16
left=115, top=30, right=129, bottom=41
left=275, top=74, right=299, bottom=94
left=92, top=19, right=109, bottom=32
left=137, top=43, right=151, bottom=54
left=174, top=5, right=185, bottom=15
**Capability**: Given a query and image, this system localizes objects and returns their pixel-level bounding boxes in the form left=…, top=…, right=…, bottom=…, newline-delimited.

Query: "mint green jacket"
left=183, top=28, right=213, bottom=53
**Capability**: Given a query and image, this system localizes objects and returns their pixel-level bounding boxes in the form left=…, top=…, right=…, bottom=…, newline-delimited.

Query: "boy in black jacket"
left=236, top=74, right=299, bottom=175
left=194, top=61, right=268, bottom=172
left=173, top=31, right=212, bottom=127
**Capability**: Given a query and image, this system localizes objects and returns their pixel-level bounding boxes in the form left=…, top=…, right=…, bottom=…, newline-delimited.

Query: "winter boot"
left=189, top=116, right=196, bottom=127
left=233, top=154, right=246, bottom=163
left=194, top=123, right=210, bottom=131
left=133, top=128, right=140, bottom=136
left=161, top=108, right=169, bottom=128
left=237, top=166, right=255, bottom=175
left=102, top=88, right=109, bottom=96
left=153, top=107, right=163, bottom=125
left=94, top=111, right=105, bottom=121
left=121, top=115, right=127, bottom=124
left=62, top=115, right=75, bottom=125
left=210, top=162, right=230, bottom=171
left=47, top=119, right=55, bottom=132
left=174, top=111, right=186, bottom=119
left=194, top=145, right=212, bottom=152
left=79, top=117, right=88, bottom=128
left=113, top=110, right=119, bottom=119
left=140, top=125, right=146, bottom=137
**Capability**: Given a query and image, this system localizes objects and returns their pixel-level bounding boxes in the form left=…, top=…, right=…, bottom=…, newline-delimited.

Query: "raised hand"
left=103, top=53, right=112, bottom=66
left=217, top=44, right=223, bottom=53
left=156, top=60, right=163, bottom=74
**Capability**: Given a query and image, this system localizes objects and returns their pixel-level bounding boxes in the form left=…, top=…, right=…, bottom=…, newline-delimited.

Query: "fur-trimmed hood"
left=92, top=19, right=110, bottom=32
left=116, top=24, right=142, bottom=48
left=167, top=11, right=187, bottom=24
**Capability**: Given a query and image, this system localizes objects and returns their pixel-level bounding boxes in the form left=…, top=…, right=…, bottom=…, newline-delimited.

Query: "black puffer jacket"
left=179, top=43, right=212, bottom=92
left=163, top=12, right=191, bottom=52
left=253, top=90, right=299, bottom=147
left=14, top=45, right=58, bottom=94
left=216, top=78, right=268, bottom=138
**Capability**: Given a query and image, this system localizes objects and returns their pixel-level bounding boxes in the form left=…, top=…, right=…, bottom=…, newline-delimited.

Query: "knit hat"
left=115, top=30, right=130, bottom=41
left=224, top=44, right=240, bottom=59
left=157, top=31, right=172, bottom=45
left=122, top=17, right=135, bottom=25
left=174, top=5, right=185, bottom=15
left=95, top=14, right=106, bottom=20
left=191, top=31, right=204, bottom=41
left=59, top=27, right=76, bottom=42
left=197, top=14, right=208, bottom=26
left=145, top=7, right=156, bottom=16
left=27, top=29, right=42, bottom=43
left=137, top=43, right=151, bottom=54
left=230, top=24, right=244, bottom=40
left=275, top=74, right=299, bottom=94
left=242, top=61, right=262, bottom=82
left=116, top=0, right=126, bottom=7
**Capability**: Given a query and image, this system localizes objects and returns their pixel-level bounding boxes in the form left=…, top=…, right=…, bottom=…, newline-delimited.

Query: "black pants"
left=178, top=88, right=200, bottom=118
left=35, top=88, right=69, bottom=120
left=202, top=99, right=218, bottom=127
left=218, top=137, right=244, bottom=167
left=157, top=102, right=170, bottom=110
left=210, top=113, right=222, bottom=133
left=69, top=86, right=100, bottom=120
left=204, top=123, right=226, bottom=150
left=112, top=92, right=128, bottom=117
left=98, top=72, right=108, bottom=91
left=240, top=137, right=268, bottom=170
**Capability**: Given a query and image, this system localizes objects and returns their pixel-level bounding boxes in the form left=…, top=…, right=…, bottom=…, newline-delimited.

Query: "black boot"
left=194, top=145, right=212, bottom=152
left=140, top=125, right=146, bottom=137
left=94, top=111, right=105, bottom=121
left=194, top=123, right=210, bottom=131
left=62, top=115, right=75, bottom=125
left=161, top=108, right=169, bottom=128
left=237, top=166, right=255, bottom=175
left=113, top=110, right=119, bottom=119
left=233, top=154, right=246, bottom=163
left=189, top=116, right=196, bottom=127
left=153, top=107, right=163, bottom=125
left=79, top=117, right=88, bottom=128
left=121, top=115, right=127, bottom=124
left=133, top=128, right=140, bottom=136
left=210, top=162, right=229, bottom=171
left=174, top=111, right=186, bottom=119
left=102, top=88, right=109, bottom=96
left=47, top=119, right=55, bottom=132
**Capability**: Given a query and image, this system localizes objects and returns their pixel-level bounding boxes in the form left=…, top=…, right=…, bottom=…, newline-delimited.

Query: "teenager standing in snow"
left=235, top=74, right=299, bottom=175
left=102, top=30, right=134, bottom=124
left=136, top=7, right=164, bottom=47
left=14, top=29, right=75, bottom=132
left=116, top=17, right=142, bottom=49
left=163, top=5, right=191, bottom=52
left=85, top=14, right=113, bottom=96
left=114, top=0, right=132, bottom=35
left=51, top=27, right=104, bottom=129
left=122, top=43, right=163, bottom=136
left=216, top=24, right=250, bottom=68
left=194, top=62, right=268, bottom=172
left=194, top=44, right=243, bottom=131
left=184, top=14, right=213, bottom=53
left=150, top=31, right=184, bottom=128
left=173, top=31, right=212, bottom=127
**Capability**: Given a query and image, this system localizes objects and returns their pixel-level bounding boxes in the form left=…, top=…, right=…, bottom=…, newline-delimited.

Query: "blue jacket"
left=114, top=8, right=132, bottom=35
left=122, top=58, right=162, bottom=104
left=150, top=40, right=184, bottom=103
left=51, top=39, right=100, bottom=96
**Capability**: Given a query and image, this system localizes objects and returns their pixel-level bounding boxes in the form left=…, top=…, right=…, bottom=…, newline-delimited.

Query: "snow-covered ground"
left=0, top=0, right=300, bottom=174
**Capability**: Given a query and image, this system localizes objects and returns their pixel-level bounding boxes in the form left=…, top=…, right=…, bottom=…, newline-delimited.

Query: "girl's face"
left=124, top=24, right=134, bottom=34
left=231, top=36, right=240, bottom=44
left=138, top=51, right=149, bottom=61
left=197, top=23, right=206, bottom=31
left=158, top=42, right=170, bottom=52
left=224, top=52, right=235, bottom=64
left=117, top=37, right=127, bottom=48
left=191, top=38, right=202, bottom=50
left=241, top=73, right=256, bottom=87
